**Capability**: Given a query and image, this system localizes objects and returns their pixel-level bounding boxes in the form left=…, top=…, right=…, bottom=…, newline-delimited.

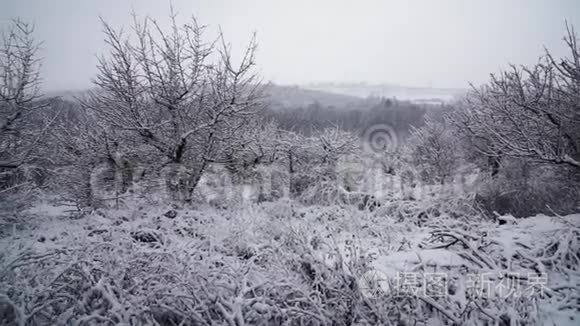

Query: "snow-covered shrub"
left=0, top=202, right=396, bottom=325
left=407, top=114, right=462, bottom=185
left=5, top=198, right=579, bottom=325
left=475, top=159, right=580, bottom=218
left=290, top=128, right=367, bottom=207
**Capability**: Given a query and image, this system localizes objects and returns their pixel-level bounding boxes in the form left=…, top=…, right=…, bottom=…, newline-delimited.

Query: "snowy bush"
left=1, top=198, right=579, bottom=325
left=407, top=115, right=462, bottom=185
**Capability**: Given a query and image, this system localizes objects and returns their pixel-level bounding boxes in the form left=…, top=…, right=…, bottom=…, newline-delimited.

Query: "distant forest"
left=264, top=94, right=451, bottom=138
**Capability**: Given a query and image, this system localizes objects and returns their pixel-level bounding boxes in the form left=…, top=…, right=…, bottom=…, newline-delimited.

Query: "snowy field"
left=1, top=197, right=578, bottom=325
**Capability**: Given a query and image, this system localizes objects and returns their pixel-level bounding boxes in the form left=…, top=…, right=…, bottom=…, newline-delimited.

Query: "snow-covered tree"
left=0, top=19, right=51, bottom=170
left=0, top=19, right=58, bottom=217
left=407, top=115, right=460, bottom=184
left=83, top=11, right=264, bottom=202
left=449, top=24, right=580, bottom=171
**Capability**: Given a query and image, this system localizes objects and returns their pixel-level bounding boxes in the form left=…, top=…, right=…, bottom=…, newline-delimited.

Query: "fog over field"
left=1, top=1, right=579, bottom=325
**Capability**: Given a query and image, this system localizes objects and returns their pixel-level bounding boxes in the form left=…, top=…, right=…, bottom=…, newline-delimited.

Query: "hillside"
left=263, top=84, right=367, bottom=110
left=45, top=85, right=368, bottom=111
left=304, top=82, right=467, bottom=104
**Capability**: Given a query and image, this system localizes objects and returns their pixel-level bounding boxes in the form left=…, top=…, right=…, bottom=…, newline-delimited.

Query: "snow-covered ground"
left=0, top=198, right=578, bottom=325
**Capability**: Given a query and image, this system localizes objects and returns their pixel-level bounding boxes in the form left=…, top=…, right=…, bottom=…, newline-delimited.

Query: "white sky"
left=2, top=0, right=579, bottom=91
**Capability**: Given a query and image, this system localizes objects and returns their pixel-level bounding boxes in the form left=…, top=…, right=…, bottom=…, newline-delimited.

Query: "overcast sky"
left=2, top=0, right=580, bottom=91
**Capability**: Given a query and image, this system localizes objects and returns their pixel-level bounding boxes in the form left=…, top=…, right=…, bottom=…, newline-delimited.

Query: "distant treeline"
left=263, top=97, right=452, bottom=138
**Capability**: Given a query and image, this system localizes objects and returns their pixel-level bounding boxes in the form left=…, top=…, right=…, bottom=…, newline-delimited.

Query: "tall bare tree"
left=0, top=19, right=52, bottom=170
left=0, top=19, right=59, bottom=218
left=449, top=23, right=580, bottom=171
left=84, top=11, right=264, bottom=201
